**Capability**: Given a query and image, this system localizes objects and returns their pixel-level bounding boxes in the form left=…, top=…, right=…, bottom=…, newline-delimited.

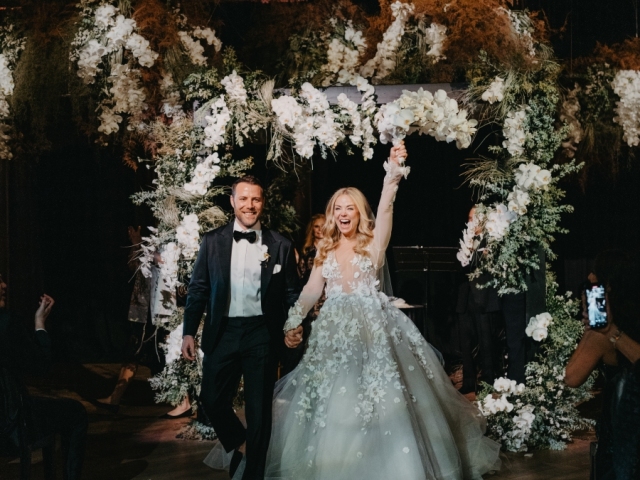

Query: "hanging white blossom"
left=176, top=213, right=201, bottom=260
left=221, top=70, right=248, bottom=106
left=456, top=211, right=483, bottom=267
left=484, top=204, right=516, bottom=241
left=424, top=23, right=447, bottom=61
left=502, top=108, right=527, bottom=156
left=525, top=312, right=553, bottom=341
left=203, top=96, right=232, bottom=149
left=160, top=242, right=181, bottom=291
left=360, top=1, right=414, bottom=82
left=183, top=154, right=222, bottom=195
left=179, top=27, right=222, bottom=66
left=612, top=69, right=640, bottom=147
left=321, top=19, right=367, bottom=86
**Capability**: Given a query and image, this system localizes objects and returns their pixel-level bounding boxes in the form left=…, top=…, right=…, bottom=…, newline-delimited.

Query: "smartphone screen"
left=585, top=284, right=607, bottom=329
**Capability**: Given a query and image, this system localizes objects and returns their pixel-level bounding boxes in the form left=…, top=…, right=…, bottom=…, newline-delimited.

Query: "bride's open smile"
left=334, top=194, right=360, bottom=238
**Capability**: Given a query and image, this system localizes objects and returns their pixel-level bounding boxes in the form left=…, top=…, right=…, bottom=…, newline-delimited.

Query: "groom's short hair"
left=231, top=175, right=264, bottom=197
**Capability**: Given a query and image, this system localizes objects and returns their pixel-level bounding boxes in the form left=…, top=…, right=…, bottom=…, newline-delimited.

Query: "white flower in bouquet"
left=0, top=55, right=14, bottom=96
left=176, top=213, right=201, bottom=260
left=507, top=186, right=530, bottom=215
left=203, top=96, right=231, bottom=149
left=94, top=4, right=118, bottom=30
left=0, top=98, right=10, bottom=119
left=105, top=15, right=136, bottom=48
left=178, top=31, right=207, bottom=66
left=192, top=27, right=222, bottom=52
left=360, top=1, right=414, bottom=81
left=183, top=154, right=221, bottom=195
left=424, top=23, right=447, bottom=61
left=272, top=95, right=303, bottom=129
left=299, top=83, right=330, bottom=113
left=125, top=33, right=158, bottom=68
left=502, top=108, right=527, bottom=156
left=164, top=326, right=184, bottom=364
left=484, top=204, right=516, bottom=241
left=76, top=40, right=108, bottom=84
left=612, top=70, right=640, bottom=147
left=160, top=242, right=181, bottom=291
left=221, top=70, right=247, bottom=106
left=481, top=76, right=505, bottom=104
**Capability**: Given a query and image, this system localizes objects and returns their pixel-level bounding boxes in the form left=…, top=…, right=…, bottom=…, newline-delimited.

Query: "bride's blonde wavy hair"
left=315, top=187, right=375, bottom=267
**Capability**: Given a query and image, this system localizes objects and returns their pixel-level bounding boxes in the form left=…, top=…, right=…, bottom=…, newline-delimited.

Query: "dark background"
left=2, top=0, right=640, bottom=362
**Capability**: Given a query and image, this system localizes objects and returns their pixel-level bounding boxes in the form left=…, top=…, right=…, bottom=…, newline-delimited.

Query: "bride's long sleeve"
left=370, top=160, right=409, bottom=269
left=283, top=264, right=325, bottom=332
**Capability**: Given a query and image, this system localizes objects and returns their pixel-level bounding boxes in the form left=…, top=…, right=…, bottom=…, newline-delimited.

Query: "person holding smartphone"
left=565, top=250, right=640, bottom=479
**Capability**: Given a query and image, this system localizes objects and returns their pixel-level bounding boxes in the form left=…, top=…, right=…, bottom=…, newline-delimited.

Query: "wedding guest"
left=565, top=250, right=640, bottom=479
left=95, top=226, right=192, bottom=418
left=456, top=206, right=502, bottom=394
left=0, top=274, right=87, bottom=480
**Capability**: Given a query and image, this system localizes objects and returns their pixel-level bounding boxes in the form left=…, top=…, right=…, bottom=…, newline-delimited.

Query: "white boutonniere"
left=260, top=245, right=270, bottom=267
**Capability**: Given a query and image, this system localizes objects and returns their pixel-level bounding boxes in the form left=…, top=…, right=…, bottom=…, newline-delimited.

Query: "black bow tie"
left=233, top=230, right=257, bottom=243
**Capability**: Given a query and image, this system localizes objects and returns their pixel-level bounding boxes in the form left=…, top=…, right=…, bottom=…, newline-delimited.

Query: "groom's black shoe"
left=229, top=449, right=243, bottom=479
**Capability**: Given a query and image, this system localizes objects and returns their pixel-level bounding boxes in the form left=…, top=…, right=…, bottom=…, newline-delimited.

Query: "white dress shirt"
left=227, top=219, right=264, bottom=317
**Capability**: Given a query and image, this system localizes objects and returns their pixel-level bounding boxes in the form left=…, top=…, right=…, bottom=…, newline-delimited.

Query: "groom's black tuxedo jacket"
left=183, top=222, right=300, bottom=355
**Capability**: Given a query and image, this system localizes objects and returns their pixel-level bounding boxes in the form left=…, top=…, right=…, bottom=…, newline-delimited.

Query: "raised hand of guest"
left=284, top=326, right=303, bottom=349
left=35, top=294, right=55, bottom=330
left=182, top=335, right=196, bottom=361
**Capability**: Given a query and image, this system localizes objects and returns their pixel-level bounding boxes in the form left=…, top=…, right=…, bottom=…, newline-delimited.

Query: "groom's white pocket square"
left=273, top=264, right=282, bottom=274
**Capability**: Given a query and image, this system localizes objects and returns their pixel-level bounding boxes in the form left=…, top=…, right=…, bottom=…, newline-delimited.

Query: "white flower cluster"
left=160, top=242, right=181, bottom=291
left=321, top=19, right=367, bottom=86
left=484, top=204, right=516, bottom=241
left=203, top=96, right=231, bottom=149
left=477, top=377, right=525, bottom=416
left=612, top=70, right=640, bottom=147
left=164, top=326, right=184, bottom=364
left=508, top=405, right=536, bottom=451
left=456, top=211, right=482, bottom=267
left=360, top=1, right=414, bottom=82
left=376, top=88, right=477, bottom=149
left=507, top=162, right=551, bottom=215
left=0, top=25, right=25, bottom=160
left=272, top=83, right=344, bottom=158
left=96, top=64, right=147, bottom=136
left=73, top=3, right=158, bottom=84
left=176, top=213, right=201, bottom=260
left=178, top=27, right=222, bottom=66
left=335, top=76, right=377, bottom=159
left=481, top=76, right=505, bottom=104
left=502, top=108, right=527, bottom=156
left=221, top=70, right=247, bottom=106
left=423, top=23, right=447, bottom=61
left=183, top=154, right=221, bottom=196
left=525, top=312, right=553, bottom=342
left=159, top=72, right=185, bottom=120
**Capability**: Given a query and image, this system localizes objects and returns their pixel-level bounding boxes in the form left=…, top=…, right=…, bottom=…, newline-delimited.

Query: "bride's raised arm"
left=371, top=143, right=409, bottom=269
left=283, top=264, right=325, bottom=332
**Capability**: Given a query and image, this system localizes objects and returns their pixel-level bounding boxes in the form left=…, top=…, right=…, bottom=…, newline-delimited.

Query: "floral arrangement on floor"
left=475, top=272, right=596, bottom=452
left=0, top=23, right=26, bottom=160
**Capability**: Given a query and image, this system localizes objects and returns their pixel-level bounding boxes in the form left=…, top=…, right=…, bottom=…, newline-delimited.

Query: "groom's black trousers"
left=201, top=315, right=277, bottom=480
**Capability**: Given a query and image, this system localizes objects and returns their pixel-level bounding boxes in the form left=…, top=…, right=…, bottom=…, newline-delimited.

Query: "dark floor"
left=1, top=363, right=597, bottom=480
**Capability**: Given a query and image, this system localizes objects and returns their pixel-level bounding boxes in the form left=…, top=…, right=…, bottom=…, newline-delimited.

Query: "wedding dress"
left=264, top=161, right=501, bottom=480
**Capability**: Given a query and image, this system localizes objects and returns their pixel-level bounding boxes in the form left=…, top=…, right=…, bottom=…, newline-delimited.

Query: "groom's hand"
left=181, top=335, right=196, bottom=361
left=284, top=326, right=303, bottom=349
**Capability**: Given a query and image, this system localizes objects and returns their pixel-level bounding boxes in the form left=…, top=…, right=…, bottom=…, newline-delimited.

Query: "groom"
left=181, top=175, right=301, bottom=479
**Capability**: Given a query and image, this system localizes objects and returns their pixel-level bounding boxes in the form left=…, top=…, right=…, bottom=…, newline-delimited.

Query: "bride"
left=267, top=142, right=501, bottom=479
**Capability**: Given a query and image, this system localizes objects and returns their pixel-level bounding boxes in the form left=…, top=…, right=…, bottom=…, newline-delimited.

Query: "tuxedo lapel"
left=260, top=229, right=280, bottom=308
left=217, top=222, right=234, bottom=290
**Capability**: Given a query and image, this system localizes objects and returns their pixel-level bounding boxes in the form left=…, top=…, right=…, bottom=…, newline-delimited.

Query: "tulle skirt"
left=264, top=292, right=501, bottom=480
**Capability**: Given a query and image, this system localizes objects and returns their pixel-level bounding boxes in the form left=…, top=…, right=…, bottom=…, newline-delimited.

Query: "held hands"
left=389, top=141, right=408, bottom=165
left=284, top=326, right=303, bottom=349
left=35, top=294, right=55, bottom=330
left=182, top=335, right=196, bottom=361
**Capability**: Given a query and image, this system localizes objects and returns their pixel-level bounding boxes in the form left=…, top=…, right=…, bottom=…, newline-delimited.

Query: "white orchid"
left=525, top=312, right=553, bottom=341
left=481, top=77, right=505, bottom=104
left=221, top=70, right=247, bottom=106
left=612, top=70, right=640, bottom=147
left=502, top=108, right=527, bottom=156
left=176, top=214, right=201, bottom=260
left=424, top=23, right=447, bottom=60
left=203, top=96, right=231, bottom=149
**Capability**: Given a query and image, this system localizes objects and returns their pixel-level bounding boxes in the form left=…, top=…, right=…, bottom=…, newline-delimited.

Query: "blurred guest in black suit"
left=0, top=273, right=87, bottom=480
